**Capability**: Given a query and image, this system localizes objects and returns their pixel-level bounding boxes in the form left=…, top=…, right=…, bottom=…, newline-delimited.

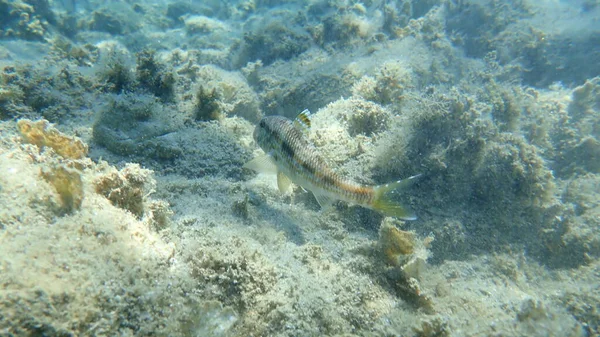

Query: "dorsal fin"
left=293, top=109, right=311, bottom=135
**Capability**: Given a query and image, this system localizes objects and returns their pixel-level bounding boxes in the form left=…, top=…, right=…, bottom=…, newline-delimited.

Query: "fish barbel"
left=244, top=110, right=418, bottom=220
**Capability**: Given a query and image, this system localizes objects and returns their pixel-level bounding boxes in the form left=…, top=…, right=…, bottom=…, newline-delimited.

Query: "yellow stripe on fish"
left=244, top=110, right=418, bottom=220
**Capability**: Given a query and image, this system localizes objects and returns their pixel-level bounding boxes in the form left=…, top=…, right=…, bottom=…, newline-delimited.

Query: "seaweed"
left=97, top=51, right=136, bottom=94
left=194, top=85, right=221, bottom=121
left=136, top=49, right=176, bottom=103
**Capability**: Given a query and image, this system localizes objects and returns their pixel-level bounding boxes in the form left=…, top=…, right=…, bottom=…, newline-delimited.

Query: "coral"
left=320, top=11, right=379, bottom=47
left=51, top=38, right=99, bottom=67
left=94, top=163, right=154, bottom=218
left=0, top=131, right=190, bottom=336
left=17, top=119, right=88, bottom=159
left=16, top=119, right=88, bottom=215
left=472, top=135, right=555, bottom=210
left=351, top=75, right=378, bottom=101
left=369, top=62, right=415, bottom=103
left=517, top=299, right=548, bottom=322
left=539, top=173, right=600, bottom=267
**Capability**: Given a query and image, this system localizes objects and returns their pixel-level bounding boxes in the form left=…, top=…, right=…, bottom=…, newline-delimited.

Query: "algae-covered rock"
left=351, top=60, right=415, bottom=107
left=184, top=15, right=228, bottom=35
left=193, top=65, right=261, bottom=122
left=2, top=64, right=93, bottom=122
left=232, top=9, right=312, bottom=67
left=0, top=122, right=226, bottom=337
left=17, top=118, right=88, bottom=214
left=94, top=163, right=154, bottom=218
left=0, top=0, right=51, bottom=40
left=92, top=93, right=181, bottom=159
left=166, top=1, right=210, bottom=22
left=555, top=77, right=600, bottom=176
left=92, top=88, right=252, bottom=179
left=88, top=6, right=140, bottom=35
left=370, top=86, right=558, bottom=260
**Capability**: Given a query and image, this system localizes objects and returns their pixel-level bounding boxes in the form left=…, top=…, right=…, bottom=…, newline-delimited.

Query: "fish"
left=244, top=109, right=419, bottom=220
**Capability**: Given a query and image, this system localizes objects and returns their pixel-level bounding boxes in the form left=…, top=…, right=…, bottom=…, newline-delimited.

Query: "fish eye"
left=259, top=120, right=266, bottom=128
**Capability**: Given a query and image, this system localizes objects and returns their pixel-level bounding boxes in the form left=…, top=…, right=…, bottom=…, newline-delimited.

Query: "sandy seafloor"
left=1, top=0, right=600, bottom=336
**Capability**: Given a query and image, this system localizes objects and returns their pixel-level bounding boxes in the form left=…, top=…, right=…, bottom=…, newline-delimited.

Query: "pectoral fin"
left=244, top=154, right=278, bottom=174
left=277, top=171, right=293, bottom=194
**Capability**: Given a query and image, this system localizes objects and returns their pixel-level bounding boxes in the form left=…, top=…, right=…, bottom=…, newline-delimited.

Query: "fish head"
left=253, top=116, right=287, bottom=153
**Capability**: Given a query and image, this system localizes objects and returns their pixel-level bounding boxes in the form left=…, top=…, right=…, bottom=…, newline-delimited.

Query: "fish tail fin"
left=371, top=174, right=421, bottom=220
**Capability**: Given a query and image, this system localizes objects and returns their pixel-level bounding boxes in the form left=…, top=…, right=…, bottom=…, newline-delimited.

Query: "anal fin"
left=313, top=191, right=335, bottom=210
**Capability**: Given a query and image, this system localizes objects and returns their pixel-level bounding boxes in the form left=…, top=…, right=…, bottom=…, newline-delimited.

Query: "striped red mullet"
left=244, top=110, right=418, bottom=220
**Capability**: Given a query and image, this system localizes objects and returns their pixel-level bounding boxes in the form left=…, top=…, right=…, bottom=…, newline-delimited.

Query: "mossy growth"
left=194, top=85, right=221, bottom=121
left=136, top=49, right=176, bottom=103
left=97, top=52, right=135, bottom=94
